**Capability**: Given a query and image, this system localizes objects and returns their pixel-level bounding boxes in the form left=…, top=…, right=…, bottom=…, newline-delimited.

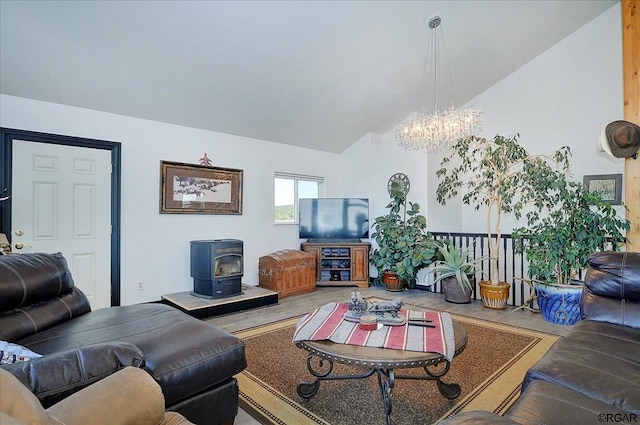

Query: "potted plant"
left=436, top=134, right=572, bottom=309
left=370, top=187, right=436, bottom=291
left=432, top=238, right=482, bottom=303
left=513, top=181, right=629, bottom=324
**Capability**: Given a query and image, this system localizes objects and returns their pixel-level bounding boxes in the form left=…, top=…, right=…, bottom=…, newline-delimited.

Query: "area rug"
left=235, top=308, right=557, bottom=425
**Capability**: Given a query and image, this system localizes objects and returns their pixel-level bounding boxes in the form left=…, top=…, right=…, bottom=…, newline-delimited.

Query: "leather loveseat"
left=440, top=251, right=640, bottom=424
left=0, top=252, right=247, bottom=425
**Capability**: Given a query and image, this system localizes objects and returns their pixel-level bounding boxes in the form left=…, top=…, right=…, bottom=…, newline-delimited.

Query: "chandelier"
left=397, top=16, right=482, bottom=152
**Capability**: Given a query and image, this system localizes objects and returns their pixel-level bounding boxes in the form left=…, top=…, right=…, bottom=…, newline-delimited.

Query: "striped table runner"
left=292, top=302, right=455, bottom=361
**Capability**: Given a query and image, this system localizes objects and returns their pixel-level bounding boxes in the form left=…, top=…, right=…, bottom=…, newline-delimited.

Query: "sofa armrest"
left=1, top=342, right=145, bottom=408
left=47, top=367, right=167, bottom=425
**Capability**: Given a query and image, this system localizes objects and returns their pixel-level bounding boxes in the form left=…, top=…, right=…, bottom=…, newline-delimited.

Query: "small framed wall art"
left=583, top=173, right=622, bottom=205
left=160, top=161, right=243, bottom=214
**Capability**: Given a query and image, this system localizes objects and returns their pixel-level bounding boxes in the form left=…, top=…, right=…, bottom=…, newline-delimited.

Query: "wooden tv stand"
left=301, top=241, right=370, bottom=288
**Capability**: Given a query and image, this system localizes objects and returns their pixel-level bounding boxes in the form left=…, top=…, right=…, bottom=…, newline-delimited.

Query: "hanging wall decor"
left=199, top=152, right=213, bottom=167
left=160, top=161, right=243, bottom=214
left=583, top=174, right=622, bottom=205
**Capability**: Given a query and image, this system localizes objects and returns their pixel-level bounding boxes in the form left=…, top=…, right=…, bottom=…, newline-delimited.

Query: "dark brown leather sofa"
left=0, top=252, right=247, bottom=425
left=440, top=251, right=640, bottom=424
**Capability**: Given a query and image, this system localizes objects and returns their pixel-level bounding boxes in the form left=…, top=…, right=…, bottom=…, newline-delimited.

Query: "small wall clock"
left=387, top=173, right=410, bottom=197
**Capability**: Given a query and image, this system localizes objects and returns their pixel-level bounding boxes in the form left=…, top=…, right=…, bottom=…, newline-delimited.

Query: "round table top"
left=296, top=320, right=467, bottom=369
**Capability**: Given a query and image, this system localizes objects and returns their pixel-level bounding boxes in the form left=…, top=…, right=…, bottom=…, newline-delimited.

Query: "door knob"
left=15, top=242, right=24, bottom=250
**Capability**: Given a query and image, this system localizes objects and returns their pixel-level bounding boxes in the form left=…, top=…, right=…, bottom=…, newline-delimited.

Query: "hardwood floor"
left=205, top=285, right=573, bottom=425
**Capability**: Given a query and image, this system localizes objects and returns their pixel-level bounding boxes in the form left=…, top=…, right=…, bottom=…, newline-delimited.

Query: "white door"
left=12, top=140, right=112, bottom=309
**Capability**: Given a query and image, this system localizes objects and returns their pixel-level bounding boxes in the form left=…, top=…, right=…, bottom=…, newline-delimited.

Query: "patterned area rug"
left=235, top=308, right=557, bottom=425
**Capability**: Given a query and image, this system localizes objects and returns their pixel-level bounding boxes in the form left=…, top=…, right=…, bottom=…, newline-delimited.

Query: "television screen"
left=299, top=198, right=369, bottom=240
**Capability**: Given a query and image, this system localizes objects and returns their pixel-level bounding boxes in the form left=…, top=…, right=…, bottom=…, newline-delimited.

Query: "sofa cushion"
left=16, top=304, right=246, bottom=407
left=0, top=253, right=91, bottom=341
left=507, top=380, right=635, bottom=424
left=581, top=290, right=640, bottom=330
left=1, top=252, right=78, bottom=310
left=523, top=319, right=640, bottom=413
left=583, top=252, right=640, bottom=329
left=0, top=289, right=91, bottom=342
left=586, top=252, right=640, bottom=300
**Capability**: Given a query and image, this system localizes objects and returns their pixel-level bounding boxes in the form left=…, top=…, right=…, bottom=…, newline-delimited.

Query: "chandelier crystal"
left=397, top=16, right=482, bottom=152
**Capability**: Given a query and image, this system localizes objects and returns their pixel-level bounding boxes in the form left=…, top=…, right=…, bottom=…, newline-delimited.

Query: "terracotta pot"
left=442, top=276, right=473, bottom=304
left=382, top=271, right=405, bottom=292
left=478, top=281, right=510, bottom=309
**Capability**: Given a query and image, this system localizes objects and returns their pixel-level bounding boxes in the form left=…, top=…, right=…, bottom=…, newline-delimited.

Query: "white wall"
left=341, top=131, right=428, bottom=217
left=1, top=94, right=343, bottom=304
left=426, top=3, right=625, bottom=234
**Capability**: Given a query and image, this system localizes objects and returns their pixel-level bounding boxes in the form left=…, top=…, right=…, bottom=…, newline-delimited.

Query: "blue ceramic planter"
left=534, top=282, right=583, bottom=325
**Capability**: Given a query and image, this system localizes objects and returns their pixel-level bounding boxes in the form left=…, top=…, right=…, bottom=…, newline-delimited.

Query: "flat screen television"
left=298, top=198, right=369, bottom=241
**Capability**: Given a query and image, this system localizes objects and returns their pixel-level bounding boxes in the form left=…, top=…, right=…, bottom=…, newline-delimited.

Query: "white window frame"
left=274, top=172, right=324, bottom=224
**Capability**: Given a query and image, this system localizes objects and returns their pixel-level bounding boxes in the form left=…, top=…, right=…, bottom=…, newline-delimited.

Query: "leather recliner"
left=0, top=252, right=247, bottom=425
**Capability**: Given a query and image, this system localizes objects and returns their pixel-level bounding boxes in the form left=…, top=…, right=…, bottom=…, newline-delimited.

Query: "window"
left=274, top=173, right=323, bottom=223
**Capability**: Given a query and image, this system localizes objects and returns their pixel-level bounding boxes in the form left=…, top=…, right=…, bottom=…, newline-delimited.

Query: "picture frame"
left=160, top=161, right=243, bottom=214
left=583, top=174, right=622, bottom=205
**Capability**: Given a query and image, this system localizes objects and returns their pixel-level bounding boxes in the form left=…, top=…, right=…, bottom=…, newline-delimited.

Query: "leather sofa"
left=440, top=251, right=640, bottom=424
left=1, top=366, right=195, bottom=425
left=0, top=252, right=247, bottom=425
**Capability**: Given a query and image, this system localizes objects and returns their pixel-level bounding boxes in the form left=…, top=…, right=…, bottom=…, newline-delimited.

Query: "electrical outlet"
left=137, top=281, right=144, bottom=291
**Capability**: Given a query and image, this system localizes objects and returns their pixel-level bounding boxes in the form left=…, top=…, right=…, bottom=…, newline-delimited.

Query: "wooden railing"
left=424, top=232, right=531, bottom=307
left=424, top=231, right=616, bottom=307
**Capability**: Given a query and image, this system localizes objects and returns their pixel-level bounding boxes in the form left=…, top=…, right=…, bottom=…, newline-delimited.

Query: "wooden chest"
left=259, top=249, right=316, bottom=298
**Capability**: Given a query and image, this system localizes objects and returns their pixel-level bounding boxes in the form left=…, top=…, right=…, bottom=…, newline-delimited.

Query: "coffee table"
left=295, top=319, right=467, bottom=425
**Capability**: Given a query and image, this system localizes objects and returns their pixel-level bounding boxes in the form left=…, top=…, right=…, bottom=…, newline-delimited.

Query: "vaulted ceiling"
left=0, top=1, right=618, bottom=153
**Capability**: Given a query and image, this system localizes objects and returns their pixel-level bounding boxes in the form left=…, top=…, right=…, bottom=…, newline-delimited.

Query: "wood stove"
left=190, top=239, right=243, bottom=299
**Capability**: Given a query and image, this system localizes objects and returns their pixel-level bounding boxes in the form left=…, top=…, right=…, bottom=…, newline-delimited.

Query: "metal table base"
left=295, top=320, right=467, bottom=425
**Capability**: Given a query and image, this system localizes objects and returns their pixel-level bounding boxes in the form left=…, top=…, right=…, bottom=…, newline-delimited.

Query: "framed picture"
left=583, top=174, right=622, bottom=205
left=160, top=161, right=243, bottom=214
